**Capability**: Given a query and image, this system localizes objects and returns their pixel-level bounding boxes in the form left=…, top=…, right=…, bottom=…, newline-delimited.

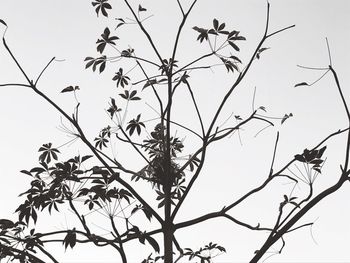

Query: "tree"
left=0, top=1, right=349, bottom=262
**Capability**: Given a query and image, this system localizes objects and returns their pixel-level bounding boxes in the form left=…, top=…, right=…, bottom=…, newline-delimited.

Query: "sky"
left=0, top=0, right=350, bottom=262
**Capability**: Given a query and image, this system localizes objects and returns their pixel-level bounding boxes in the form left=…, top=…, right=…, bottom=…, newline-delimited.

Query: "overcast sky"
left=0, top=0, right=350, bottom=262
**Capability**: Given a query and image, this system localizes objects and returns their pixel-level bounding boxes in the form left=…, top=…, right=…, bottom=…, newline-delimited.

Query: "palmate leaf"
left=84, top=56, right=107, bottom=73
left=94, top=136, right=109, bottom=149
left=119, top=90, right=141, bottom=101
left=112, top=68, right=130, bottom=88
left=121, top=48, right=134, bottom=57
left=107, top=98, right=121, bottom=119
left=92, top=0, right=112, bottom=17
left=294, top=146, right=327, bottom=173
left=193, top=26, right=210, bottom=43
left=94, top=128, right=110, bottom=149
left=38, top=143, right=60, bottom=164
left=96, top=27, right=119, bottom=54
left=126, top=114, right=145, bottom=136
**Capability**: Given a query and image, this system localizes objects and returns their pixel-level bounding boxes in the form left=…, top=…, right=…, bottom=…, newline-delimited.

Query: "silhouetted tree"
left=0, top=1, right=349, bottom=263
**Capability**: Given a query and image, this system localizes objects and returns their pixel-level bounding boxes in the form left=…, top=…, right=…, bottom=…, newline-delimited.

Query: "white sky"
left=0, top=0, right=350, bottom=262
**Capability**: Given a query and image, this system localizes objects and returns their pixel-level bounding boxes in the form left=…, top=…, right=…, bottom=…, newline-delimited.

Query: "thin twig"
left=325, top=37, right=332, bottom=66
left=176, top=0, right=185, bottom=16
left=185, top=80, right=205, bottom=137
left=266, top=25, right=296, bottom=39
left=269, top=132, right=280, bottom=176
left=0, top=83, right=31, bottom=88
left=35, top=57, right=56, bottom=85
left=297, top=64, right=329, bottom=71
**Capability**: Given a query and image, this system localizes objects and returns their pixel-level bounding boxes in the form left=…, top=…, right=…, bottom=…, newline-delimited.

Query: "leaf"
left=0, top=237, right=11, bottom=245
left=218, top=23, right=226, bottom=32
left=86, top=56, right=107, bottom=73
left=0, top=219, right=15, bottom=229
left=107, top=98, right=121, bottom=118
left=96, top=27, right=119, bottom=54
left=121, top=48, right=134, bottom=57
left=113, top=68, right=130, bottom=88
left=82, top=155, right=93, bottom=163
left=129, top=90, right=141, bottom=101
left=294, top=154, right=304, bottom=162
left=115, top=18, right=125, bottom=28
left=63, top=229, right=76, bottom=249
left=61, top=86, right=79, bottom=93
left=213, top=19, right=219, bottom=31
left=316, top=146, right=327, bottom=159
left=258, top=47, right=269, bottom=53
left=38, top=143, right=60, bottom=163
left=85, top=57, right=94, bottom=69
left=281, top=113, right=292, bottom=124
left=20, top=170, right=32, bottom=177
left=99, top=61, right=106, bottom=73
left=0, top=19, right=7, bottom=27
left=258, top=106, right=267, bottom=112
left=61, top=86, right=74, bottom=93
left=138, top=4, right=147, bottom=12
left=126, top=114, right=145, bottom=136
left=229, top=55, right=242, bottom=64
left=220, top=57, right=238, bottom=73
left=145, top=235, right=160, bottom=253
left=294, top=82, right=309, bottom=87
left=256, top=47, right=269, bottom=59
left=92, top=0, right=112, bottom=17
left=228, top=41, right=240, bottom=51
left=193, top=26, right=209, bottom=43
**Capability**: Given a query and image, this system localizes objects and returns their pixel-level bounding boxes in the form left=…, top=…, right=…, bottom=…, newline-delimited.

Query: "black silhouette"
left=0, top=1, right=349, bottom=263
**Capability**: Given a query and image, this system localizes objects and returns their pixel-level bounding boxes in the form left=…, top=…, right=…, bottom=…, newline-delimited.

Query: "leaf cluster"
left=294, top=146, right=327, bottom=173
